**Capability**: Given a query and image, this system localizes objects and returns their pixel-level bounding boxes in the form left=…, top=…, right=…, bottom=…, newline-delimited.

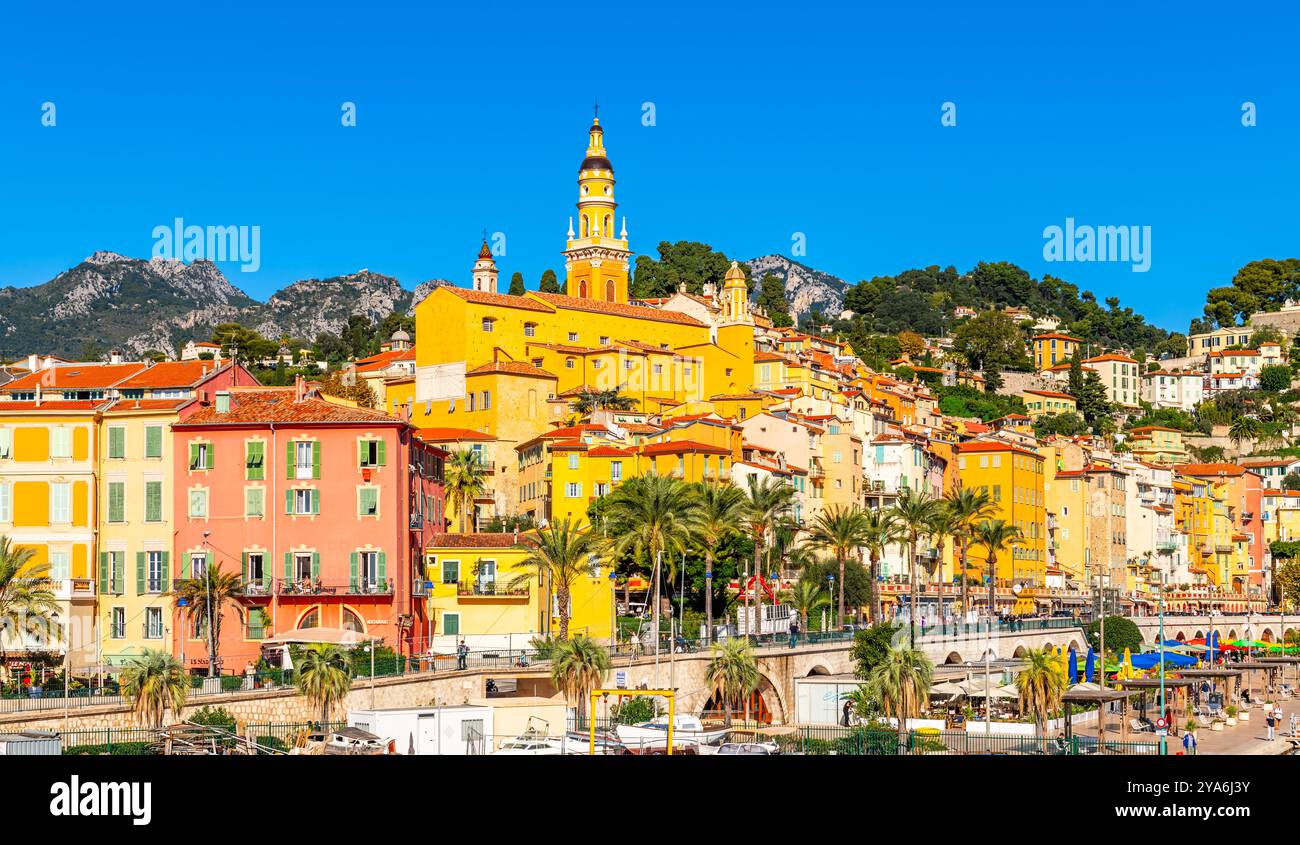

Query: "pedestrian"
left=788, top=618, right=799, bottom=650
left=842, top=699, right=852, bottom=727
left=1182, top=730, right=1197, bottom=756
left=456, top=638, right=468, bottom=671
left=1265, top=708, right=1276, bottom=741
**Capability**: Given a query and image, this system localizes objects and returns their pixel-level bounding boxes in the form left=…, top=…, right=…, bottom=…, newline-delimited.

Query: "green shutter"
left=109, top=427, right=124, bottom=459
left=311, top=441, right=321, bottom=479
left=136, top=552, right=145, bottom=595
left=113, top=554, right=124, bottom=595
left=246, top=441, right=265, bottom=480
left=189, top=442, right=200, bottom=470
left=145, top=482, right=161, bottom=522
left=357, top=440, right=366, bottom=467
left=350, top=552, right=359, bottom=592
left=311, top=489, right=320, bottom=515
left=377, top=552, right=387, bottom=592
left=284, top=552, right=292, bottom=581
left=286, top=440, right=295, bottom=479
left=286, top=489, right=294, bottom=514
left=205, top=442, right=214, bottom=470
left=145, top=426, right=162, bottom=458
left=108, top=482, right=124, bottom=523
left=98, top=552, right=109, bottom=595
left=311, top=552, right=320, bottom=579
left=377, top=440, right=386, bottom=466
left=160, top=552, right=169, bottom=587
left=241, top=552, right=249, bottom=583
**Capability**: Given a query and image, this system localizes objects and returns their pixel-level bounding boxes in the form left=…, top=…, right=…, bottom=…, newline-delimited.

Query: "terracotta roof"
left=415, top=427, right=497, bottom=442
left=466, top=361, right=556, bottom=379
left=426, top=533, right=535, bottom=550
left=1083, top=353, right=1139, bottom=365
left=588, top=445, right=636, bottom=457
left=709, top=393, right=766, bottom=401
left=114, top=360, right=222, bottom=388
left=443, top=286, right=553, bottom=312
left=177, top=387, right=402, bottom=426
left=1129, top=425, right=1183, bottom=434
left=1174, top=463, right=1246, bottom=477
left=1032, top=333, right=1082, bottom=342
left=352, top=349, right=416, bottom=373
left=2, top=362, right=147, bottom=391
left=639, top=440, right=731, bottom=456
left=1208, top=349, right=1260, bottom=357
left=528, top=291, right=706, bottom=326
left=1241, top=458, right=1295, bottom=467
left=102, top=398, right=193, bottom=413
left=957, top=440, right=1042, bottom=459
left=1023, top=389, right=1076, bottom=400
left=0, top=400, right=109, bottom=412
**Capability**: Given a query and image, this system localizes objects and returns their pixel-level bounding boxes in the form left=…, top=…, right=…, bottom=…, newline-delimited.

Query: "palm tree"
left=445, top=448, right=489, bottom=532
left=972, top=519, right=1024, bottom=621
left=787, top=578, right=830, bottom=631
left=865, top=643, right=933, bottom=750
left=172, top=563, right=244, bottom=677
left=806, top=505, right=869, bottom=628
left=706, top=637, right=759, bottom=727
left=686, top=482, right=745, bottom=642
left=295, top=643, right=352, bottom=727
left=508, top=518, right=600, bottom=641
left=889, top=489, right=942, bottom=644
left=926, top=505, right=959, bottom=624
left=0, top=536, right=60, bottom=667
left=120, top=649, right=187, bottom=728
left=943, top=487, right=997, bottom=620
left=860, top=508, right=902, bottom=624
left=1016, top=646, right=1066, bottom=736
left=1229, top=414, right=1261, bottom=450
left=570, top=387, right=637, bottom=416
left=740, top=476, right=795, bottom=640
left=605, top=475, right=699, bottom=636
left=550, top=635, right=610, bottom=726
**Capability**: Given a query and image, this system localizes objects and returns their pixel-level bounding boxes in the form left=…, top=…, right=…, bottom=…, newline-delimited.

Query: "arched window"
left=605, top=279, right=616, bottom=301
left=579, top=279, right=588, bottom=298
left=581, top=215, right=589, bottom=238
left=341, top=608, right=364, bottom=633
left=297, top=607, right=320, bottom=629
left=603, top=214, right=612, bottom=236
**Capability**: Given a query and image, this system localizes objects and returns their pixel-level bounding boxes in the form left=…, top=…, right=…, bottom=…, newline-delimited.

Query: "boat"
left=492, top=736, right=565, bottom=756
left=615, top=714, right=730, bottom=751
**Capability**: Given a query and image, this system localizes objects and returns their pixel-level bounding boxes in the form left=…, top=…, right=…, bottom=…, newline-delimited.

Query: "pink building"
left=170, top=379, right=444, bottom=674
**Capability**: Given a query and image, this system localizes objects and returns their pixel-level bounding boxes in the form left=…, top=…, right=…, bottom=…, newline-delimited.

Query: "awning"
left=261, top=627, right=381, bottom=647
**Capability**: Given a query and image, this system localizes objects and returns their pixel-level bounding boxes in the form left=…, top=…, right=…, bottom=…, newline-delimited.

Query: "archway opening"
left=944, top=651, right=963, bottom=665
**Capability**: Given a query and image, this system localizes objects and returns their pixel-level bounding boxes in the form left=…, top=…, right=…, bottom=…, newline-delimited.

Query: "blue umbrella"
left=1068, top=649, right=1079, bottom=684
left=1160, top=639, right=1184, bottom=648
left=1130, top=651, right=1197, bottom=670
left=1207, top=630, right=1219, bottom=663
left=1085, top=648, right=1096, bottom=683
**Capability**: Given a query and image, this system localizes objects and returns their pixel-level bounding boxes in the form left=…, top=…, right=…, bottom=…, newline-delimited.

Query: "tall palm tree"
left=865, top=643, right=933, bottom=750
left=605, top=475, right=699, bottom=636
left=706, top=637, right=759, bottom=727
left=943, top=487, right=997, bottom=620
left=687, top=482, right=745, bottom=642
left=0, top=536, right=60, bottom=667
left=1016, top=646, right=1066, bottom=736
left=972, top=519, right=1024, bottom=621
left=570, top=387, right=637, bottom=416
left=740, top=476, right=795, bottom=640
left=120, top=649, right=188, bottom=728
left=1229, top=414, right=1261, bottom=450
left=445, top=448, right=489, bottom=532
left=889, top=489, right=942, bottom=644
left=926, top=505, right=960, bottom=623
left=806, top=505, right=869, bottom=628
left=550, top=635, right=610, bottom=726
left=295, top=643, right=352, bottom=727
left=173, top=562, right=244, bottom=677
left=861, top=508, right=902, bottom=624
left=508, top=518, right=600, bottom=641
left=787, top=578, right=831, bottom=631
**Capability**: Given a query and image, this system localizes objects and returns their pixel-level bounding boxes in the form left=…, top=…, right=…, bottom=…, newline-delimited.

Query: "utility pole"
left=1158, top=570, right=1166, bottom=756
left=653, top=551, right=662, bottom=689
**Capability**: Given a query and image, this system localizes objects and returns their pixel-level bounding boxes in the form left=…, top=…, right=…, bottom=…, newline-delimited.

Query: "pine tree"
left=539, top=269, right=562, bottom=294
left=508, top=272, right=526, bottom=296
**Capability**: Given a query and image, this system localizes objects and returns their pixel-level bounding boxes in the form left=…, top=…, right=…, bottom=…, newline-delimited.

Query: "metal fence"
left=775, top=726, right=1161, bottom=756
left=59, top=727, right=162, bottom=755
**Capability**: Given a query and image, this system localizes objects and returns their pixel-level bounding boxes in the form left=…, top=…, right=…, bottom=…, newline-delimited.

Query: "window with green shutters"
left=358, top=487, right=379, bottom=517
left=443, top=613, right=460, bottom=636
left=245, top=441, right=265, bottom=480
left=136, top=552, right=146, bottom=595
left=189, top=442, right=213, bottom=471
left=145, top=481, right=163, bottom=522
left=110, top=552, right=123, bottom=595
left=108, top=427, right=126, bottom=459
left=288, top=440, right=321, bottom=479
left=107, top=482, right=125, bottom=523
left=359, top=439, right=386, bottom=467
left=245, top=486, right=264, bottom=518
left=144, top=425, right=163, bottom=458
left=99, top=552, right=109, bottom=595
left=287, top=487, right=319, bottom=515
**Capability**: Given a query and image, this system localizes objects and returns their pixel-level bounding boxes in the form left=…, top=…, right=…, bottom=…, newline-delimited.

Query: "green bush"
left=1084, top=616, right=1143, bottom=656
left=63, top=742, right=154, bottom=756
left=255, top=735, right=288, bottom=755
left=612, top=696, right=656, bottom=725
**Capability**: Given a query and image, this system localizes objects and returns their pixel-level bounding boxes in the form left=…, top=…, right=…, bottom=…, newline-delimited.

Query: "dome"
left=391, top=329, right=411, bottom=342
left=580, top=155, right=613, bottom=173
left=723, top=261, right=747, bottom=287
left=477, top=240, right=493, bottom=260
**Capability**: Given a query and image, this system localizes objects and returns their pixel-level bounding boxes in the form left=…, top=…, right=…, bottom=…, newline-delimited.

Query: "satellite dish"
left=1011, top=583, right=1023, bottom=596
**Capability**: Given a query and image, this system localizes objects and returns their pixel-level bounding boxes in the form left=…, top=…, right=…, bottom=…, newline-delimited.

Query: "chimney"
left=294, top=374, right=307, bottom=403
left=34, top=384, right=41, bottom=407
left=26, top=354, right=36, bottom=372
left=215, top=391, right=231, bottom=414
left=109, top=350, right=123, bottom=365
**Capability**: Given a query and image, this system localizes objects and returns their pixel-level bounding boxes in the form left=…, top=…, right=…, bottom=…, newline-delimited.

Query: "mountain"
left=408, top=278, right=453, bottom=315
left=744, top=254, right=849, bottom=318
left=0, top=253, right=412, bottom=359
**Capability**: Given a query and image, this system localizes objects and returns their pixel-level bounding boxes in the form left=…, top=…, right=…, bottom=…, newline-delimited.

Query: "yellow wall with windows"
left=957, top=445, right=1047, bottom=589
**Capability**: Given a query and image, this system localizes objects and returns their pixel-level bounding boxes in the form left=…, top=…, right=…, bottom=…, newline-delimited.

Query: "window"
left=357, top=550, right=381, bottom=590
left=51, top=427, right=72, bottom=459
left=523, top=323, right=536, bottom=337
left=568, top=332, right=579, bottom=342
left=295, top=441, right=316, bottom=480
left=568, top=453, right=579, bottom=470
left=565, top=358, right=575, bottom=369
left=189, top=489, right=208, bottom=519
left=358, top=487, right=379, bottom=516
left=245, top=441, right=265, bottom=480
left=0, top=427, right=10, bottom=459
left=107, top=481, right=125, bottom=523
left=611, top=461, right=622, bottom=481
left=245, top=486, right=264, bottom=517
left=108, top=427, right=126, bottom=459
left=50, top=550, right=69, bottom=580
left=599, top=335, right=609, bottom=345
left=292, top=488, right=318, bottom=515
left=145, top=481, right=163, bottom=522
left=189, top=442, right=212, bottom=471
left=145, top=425, right=163, bottom=458
left=566, top=482, right=582, bottom=498
left=0, top=482, right=9, bottom=523
left=145, top=607, right=163, bottom=640
left=442, top=613, right=460, bottom=636
left=594, top=482, right=609, bottom=496
left=294, top=553, right=314, bottom=582
left=246, top=552, right=264, bottom=585
left=190, top=552, right=208, bottom=578
left=481, top=317, right=494, bottom=332
left=359, top=439, right=385, bottom=467
left=111, top=607, right=125, bottom=639
left=482, top=391, right=491, bottom=410
left=441, top=559, right=459, bottom=584
left=50, top=483, right=71, bottom=524
left=146, top=551, right=165, bottom=592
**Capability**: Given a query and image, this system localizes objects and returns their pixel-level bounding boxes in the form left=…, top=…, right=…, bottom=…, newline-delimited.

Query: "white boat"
left=492, top=736, right=565, bottom=756
left=615, top=714, right=729, bottom=751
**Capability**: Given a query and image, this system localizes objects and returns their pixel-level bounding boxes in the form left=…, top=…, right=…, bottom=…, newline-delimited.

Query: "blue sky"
left=0, top=1, right=1297, bottom=334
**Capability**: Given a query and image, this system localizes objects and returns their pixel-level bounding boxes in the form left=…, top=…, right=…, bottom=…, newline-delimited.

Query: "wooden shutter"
left=285, top=489, right=294, bottom=515
left=113, top=554, right=124, bottom=595
left=311, top=441, right=321, bottom=479
left=377, top=439, right=386, bottom=466
left=136, top=552, right=146, bottom=595
left=205, top=443, right=214, bottom=470
left=160, top=552, right=169, bottom=585
left=98, top=552, right=109, bottom=595
left=284, top=552, right=292, bottom=581
left=311, top=552, right=320, bottom=579
left=189, top=442, right=200, bottom=470
left=377, top=552, right=387, bottom=592
left=286, top=440, right=295, bottom=479
left=311, top=489, right=320, bottom=515
left=349, top=552, right=359, bottom=593
left=146, top=426, right=161, bottom=458
left=241, top=552, right=249, bottom=583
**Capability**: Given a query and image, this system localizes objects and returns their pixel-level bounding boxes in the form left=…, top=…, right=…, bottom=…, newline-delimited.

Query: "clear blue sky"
left=1, top=1, right=1297, bottom=334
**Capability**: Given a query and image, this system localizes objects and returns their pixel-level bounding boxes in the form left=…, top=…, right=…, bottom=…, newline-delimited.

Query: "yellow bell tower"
left=563, top=111, right=631, bottom=303
left=718, top=260, right=750, bottom=324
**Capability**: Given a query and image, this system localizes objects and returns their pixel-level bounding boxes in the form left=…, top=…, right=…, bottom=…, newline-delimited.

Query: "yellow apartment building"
left=956, top=440, right=1047, bottom=594
left=1020, top=389, right=1078, bottom=419
left=1031, top=333, right=1081, bottom=370
left=1126, top=426, right=1188, bottom=465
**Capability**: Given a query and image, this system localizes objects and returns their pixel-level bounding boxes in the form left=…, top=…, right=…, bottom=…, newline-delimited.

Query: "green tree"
left=851, top=622, right=903, bottom=679
left=569, top=387, right=637, bottom=416
left=1276, top=559, right=1300, bottom=612
left=687, top=482, right=746, bottom=640
left=1259, top=364, right=1292, bottom=393
left=806, top=505, right=870, bottom=627
left=972, top=519, right=1023, bottom=617
left=120, top=649, right=188, bottom=728
left=538, top=268, right=563, bottom=294
left=605, top=475, right=699, bottom=622
left=755, top=273, right=792, bottom=327
left=551, top=636, right=610, bottom=725
left=1016, top=646, right=1066, bottom=735
left=951, top=310, right=1030, bottom=372
left=295, top=644, right=351, bottom=727
left=889, top=489, right=942, bottom=642
left=1070, top=368, right=1113, bottom=430
left=0, top=536, right=60, bottom=668
left=508, top=519, right=600, bottom=641
left=860, top=508, right=903, bottom=623
left=172, top=563, right=244, bottom=677
left=706, top=638, right=758, bottom=727
left=739, top=476, right=795, bottom=638
left=943, top=488, right=996, bottom=619
left=864, top=643, right=934, bottom=747
left=508, top=271, right=526, bottom=296
left=445, top=449, right=489, bottom=532
left=1229, top=414, right=1261, bottom=449
left=787, top=578, right=830, bottom=630
left=1084, top=616, right=1142, bottom=657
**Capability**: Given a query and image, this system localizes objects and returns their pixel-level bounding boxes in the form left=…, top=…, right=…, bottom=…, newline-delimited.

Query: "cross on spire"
left=593, top=98, right=599, bottom=120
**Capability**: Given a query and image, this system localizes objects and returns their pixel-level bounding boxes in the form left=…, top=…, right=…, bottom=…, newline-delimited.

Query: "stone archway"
left=1067, top=640, right=1080, bottom=652
left=805, top=664, right=833, bottom=677
left=1175, top=632, right=1186, bottom=642
left=1012, top=645, right=1028, bottom=658
left=1262, top=628, right=1275, bottom=643
left=944, top=651, right=964, bottom=665
left=1195, top=631, right=1204, bottom=639
left=752, top=672, right=787, bottom=724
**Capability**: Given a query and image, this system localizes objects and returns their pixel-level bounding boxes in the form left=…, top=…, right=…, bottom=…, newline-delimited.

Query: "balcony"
left=50, top=578, right=96, bottom=602
left=277, top=579, right=393, bottom=597
left=1156, top=539, right=1179, bottom=553
left=456, top=580, right=530, bottom=601
left=409, top=514, right=424, bottom=531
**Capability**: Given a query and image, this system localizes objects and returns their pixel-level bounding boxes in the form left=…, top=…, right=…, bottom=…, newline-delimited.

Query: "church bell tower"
left=563, top=109, right=631, bottom=303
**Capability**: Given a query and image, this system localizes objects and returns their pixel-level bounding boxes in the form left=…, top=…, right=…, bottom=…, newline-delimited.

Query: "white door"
left=417, top=715, right=439, bottom=755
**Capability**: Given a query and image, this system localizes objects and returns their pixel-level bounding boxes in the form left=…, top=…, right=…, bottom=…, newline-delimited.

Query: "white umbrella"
left=929, top=680, right=967, bottom=698
left=959, top=677, right=1016, bottom=698
left=261, top=626, right=381, bottom=647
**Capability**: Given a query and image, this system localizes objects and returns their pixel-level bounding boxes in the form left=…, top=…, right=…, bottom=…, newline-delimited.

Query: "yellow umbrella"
left=1121, top=648, right=1136, bottom=682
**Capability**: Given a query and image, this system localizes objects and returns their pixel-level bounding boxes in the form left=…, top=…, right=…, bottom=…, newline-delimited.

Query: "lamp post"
left=827, top=574, right=835, bottom=634
left=1158, top=570, right=1166, bottom=756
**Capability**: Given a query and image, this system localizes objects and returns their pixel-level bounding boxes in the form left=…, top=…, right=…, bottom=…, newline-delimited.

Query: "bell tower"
left=563, top=108, right=631, bottom=303
left=719, top=261, right=751, bottom=324
left=472, top=238, right=498, bottom=294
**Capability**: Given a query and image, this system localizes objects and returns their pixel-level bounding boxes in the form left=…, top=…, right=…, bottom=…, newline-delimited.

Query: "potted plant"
left=1185, top=718, right=1198, bottom=737
left=1211, top=719, right=1225, bottom=732
left=1239, top=705, right=1250, bottom=722
left=1225, top=704, right=1238, bottom=726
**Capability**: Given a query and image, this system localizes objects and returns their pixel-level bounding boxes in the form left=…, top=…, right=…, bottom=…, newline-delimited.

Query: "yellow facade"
left=1032, top=333, right=1080, bottom=370
left=957, top=442, right=1047, bottom=593
left=1042, top=460, right=1088, bottom=583
left=424, top=535, right=614, bottom=647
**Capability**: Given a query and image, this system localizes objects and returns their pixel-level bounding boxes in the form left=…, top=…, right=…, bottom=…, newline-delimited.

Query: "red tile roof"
left=1032, top=333, right=1082, bottom=342
left=2, top=362, right=147, bottom=391
left=639, top=440, right=731, bottom=456
left=1174, top=463, right=1246, bottom=477
left=177, top=388, right=403, bottom=426
left=426, top=533, right=536, bottom=549
left=352, top=349, right=416, bottom=373
left=466, top=361, right=556, bottom=379
left=0, top=400, right=109, bottom=412
left=1023, top=389, right=1076, bottom=400
left=102, top=398, right=193, bottom=413
left=528, top=291, right=706, bottom=326
left=957, top=440, right=1042, bottom=459
left=443, top=287, right=553, bottom=312
left=114, top=360, right=223, bottom=388
left=1083, top=353, right=1139, bottom=365
left=415, top=427, right=497, bottom=442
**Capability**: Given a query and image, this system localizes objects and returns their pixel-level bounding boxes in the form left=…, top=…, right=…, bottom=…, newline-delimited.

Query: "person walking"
left=1289, top=711, right=1298, bottom=738
left=788, top=618, right=799, bottom=650
left=456, top=638, right=469, bottom=671
left=1182, top=730, right=1197, bottom=756
left=1265, top=708, right=1276, bottom=741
